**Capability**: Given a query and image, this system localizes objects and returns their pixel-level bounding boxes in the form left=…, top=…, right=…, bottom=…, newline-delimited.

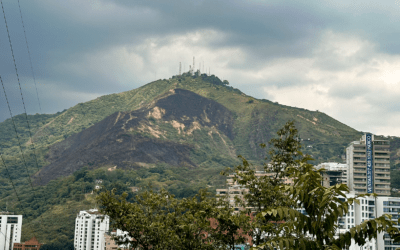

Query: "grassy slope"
left=0, top=73, right=388, bottom=244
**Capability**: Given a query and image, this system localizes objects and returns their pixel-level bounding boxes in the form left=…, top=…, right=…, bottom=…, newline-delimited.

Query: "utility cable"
left=1, top=0, right=53, bottom=238
left=17, top=0, right=42, bottom=113
left=1, top=0, right=38, bottom=191
left=1, top=0, right=45, bottom=188
left=0, top=153, right=29, bottom=220
left=0, top=75, right=44, bottom=228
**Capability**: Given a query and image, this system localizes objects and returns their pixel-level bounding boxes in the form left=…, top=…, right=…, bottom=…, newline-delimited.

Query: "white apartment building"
left=316, top=162, right=349, bottom=185
left=332, top=193, right=400, bottom=250
left=74, top=209, right=109, bottom=250
left=375, top=197, right=400, bottom=250
left=347, top=134, right=390, bottom=196
left=0, top=212, right=22, bottom=250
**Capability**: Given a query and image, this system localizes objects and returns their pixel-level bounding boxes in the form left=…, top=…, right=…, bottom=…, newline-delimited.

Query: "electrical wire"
left=0, top=0, right=46, bottom=230
left=0, top=75, right=44, bottom=226
left=17, top=0, right=42, bottom=114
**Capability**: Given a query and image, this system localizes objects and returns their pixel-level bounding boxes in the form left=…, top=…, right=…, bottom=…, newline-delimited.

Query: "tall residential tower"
left=74, top=209, right=109, bottom=250
left=0, top=212, right=22, bottom=250
left=347, top=134, right=390, bottom=195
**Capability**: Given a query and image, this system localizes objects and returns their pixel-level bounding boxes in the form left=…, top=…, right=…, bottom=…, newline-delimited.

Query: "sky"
left=0, top=0, right=400, bottom=136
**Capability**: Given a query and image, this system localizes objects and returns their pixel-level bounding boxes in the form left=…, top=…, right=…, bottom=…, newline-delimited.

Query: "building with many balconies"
left=74, top=209, right=109, bottom=250
left=0, top=212, right=22, bottom=250
left=346, top=134, right=390, bottom=195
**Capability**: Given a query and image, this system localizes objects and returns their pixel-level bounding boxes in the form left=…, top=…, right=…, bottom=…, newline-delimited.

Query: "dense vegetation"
left=0, top=73, right=399, bottom=244
left=98, top=122, right=400, bottom=249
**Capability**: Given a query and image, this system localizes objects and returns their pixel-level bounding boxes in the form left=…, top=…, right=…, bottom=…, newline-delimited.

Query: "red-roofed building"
left=13, top=236, right=42, bottom=250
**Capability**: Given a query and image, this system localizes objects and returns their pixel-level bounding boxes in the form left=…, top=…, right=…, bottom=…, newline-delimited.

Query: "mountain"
left=34, top=89, right=234, bottom=185
left=1, top=72, right=399, bottom=244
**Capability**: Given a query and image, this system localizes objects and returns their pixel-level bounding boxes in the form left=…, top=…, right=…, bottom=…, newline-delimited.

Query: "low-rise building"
left=13, top=237, right=42, bottom=250
left=315, top=162, right=349, bottom=187
left=104, top=229, right=131, bottom=250
left=217, top=171, right=293, bottom=212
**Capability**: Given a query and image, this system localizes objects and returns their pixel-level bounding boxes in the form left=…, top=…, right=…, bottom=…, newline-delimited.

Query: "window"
left=7, top=217, right=18, bottom=224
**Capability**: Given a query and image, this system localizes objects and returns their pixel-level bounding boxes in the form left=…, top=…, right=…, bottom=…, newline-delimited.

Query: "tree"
left=226, top=121, right=302, bottom=246
left=97, top=188, right=218, bottom=249
left=209, top=198, right=251, bottom=250
left=232, top=121, right=400, bottom=249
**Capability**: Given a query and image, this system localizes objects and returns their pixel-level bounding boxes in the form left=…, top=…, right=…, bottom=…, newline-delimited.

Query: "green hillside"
left=0, top=72, right=395, bottom=244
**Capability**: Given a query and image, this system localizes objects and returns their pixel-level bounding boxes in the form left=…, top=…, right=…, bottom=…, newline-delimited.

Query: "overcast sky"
left=0, top=0, right=399, bottom=136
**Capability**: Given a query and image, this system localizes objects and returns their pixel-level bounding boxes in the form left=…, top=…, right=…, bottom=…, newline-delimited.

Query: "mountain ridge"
left=2, top=73, right=400, bottom=244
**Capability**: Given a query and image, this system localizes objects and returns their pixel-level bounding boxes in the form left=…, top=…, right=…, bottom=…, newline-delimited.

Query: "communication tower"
left=193, top=56, right=195, bottom=74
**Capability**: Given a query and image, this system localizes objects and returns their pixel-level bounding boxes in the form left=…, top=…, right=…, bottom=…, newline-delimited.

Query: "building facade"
left=316, top=162, right=349, bottom=187
left=74, top=209, right=109, bottom=250
left=13, top=237, right=42, bottom=250
left=216, top=171, right=293, bottom=212
left=329, top=193, right=400, bottom=250
left=104, top=229, right=131, bottom=250
left=347, top=134, right=390, bottom=196
left=0, top=212, right=22, bottom=250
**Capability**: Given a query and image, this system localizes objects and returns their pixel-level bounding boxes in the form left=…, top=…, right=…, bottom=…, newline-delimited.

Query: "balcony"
left=353, top=158, right=366, bottom=162
left=375, top=179, right=390, bottom=183
left=353, top=147, right=366, bottom=152
left=354, top=168, right=366, bottom=172
left=375, top=168, right=390, bottom=173
left=375, top=158, right=390, bottom=163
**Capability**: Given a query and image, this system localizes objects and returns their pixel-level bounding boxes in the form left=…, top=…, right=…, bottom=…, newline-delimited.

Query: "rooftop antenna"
left=179, top=62, right=181, bottom=76
left=193, top=56, right=195, bottom=74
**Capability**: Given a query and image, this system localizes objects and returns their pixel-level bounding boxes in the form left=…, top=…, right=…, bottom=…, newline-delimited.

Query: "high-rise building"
left=74, top=209, right=109, bottom=250
left=330, top=194, right=400, bottom=250
left=0, top=212, right=22, bottom=250
left=346, top=133, right=391, bottom=195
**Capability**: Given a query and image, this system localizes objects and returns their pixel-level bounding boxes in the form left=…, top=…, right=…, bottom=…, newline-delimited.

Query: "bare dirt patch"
left=148, top=106, right=166, bottom=119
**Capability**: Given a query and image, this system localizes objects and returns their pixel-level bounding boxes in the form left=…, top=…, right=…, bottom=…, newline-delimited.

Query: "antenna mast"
left=193, top=56, right=195, bottom=75
left=179, top=62, right=181, bottom=76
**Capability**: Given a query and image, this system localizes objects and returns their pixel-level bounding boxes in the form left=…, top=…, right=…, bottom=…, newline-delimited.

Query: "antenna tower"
left=193, top=56, right=195, bottom=74
left=179, top=62, right=181, bottom=76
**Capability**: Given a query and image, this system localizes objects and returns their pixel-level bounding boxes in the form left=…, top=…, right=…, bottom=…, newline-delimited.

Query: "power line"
left=17, top=0, right=42, bottom=113
left=0, top=75, right=42, bottom=211
left=1, top=0, right=43, bottom=185
left=0, top=153, right=25, bottom=215
left=1, top=1, right=45, bottom=228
